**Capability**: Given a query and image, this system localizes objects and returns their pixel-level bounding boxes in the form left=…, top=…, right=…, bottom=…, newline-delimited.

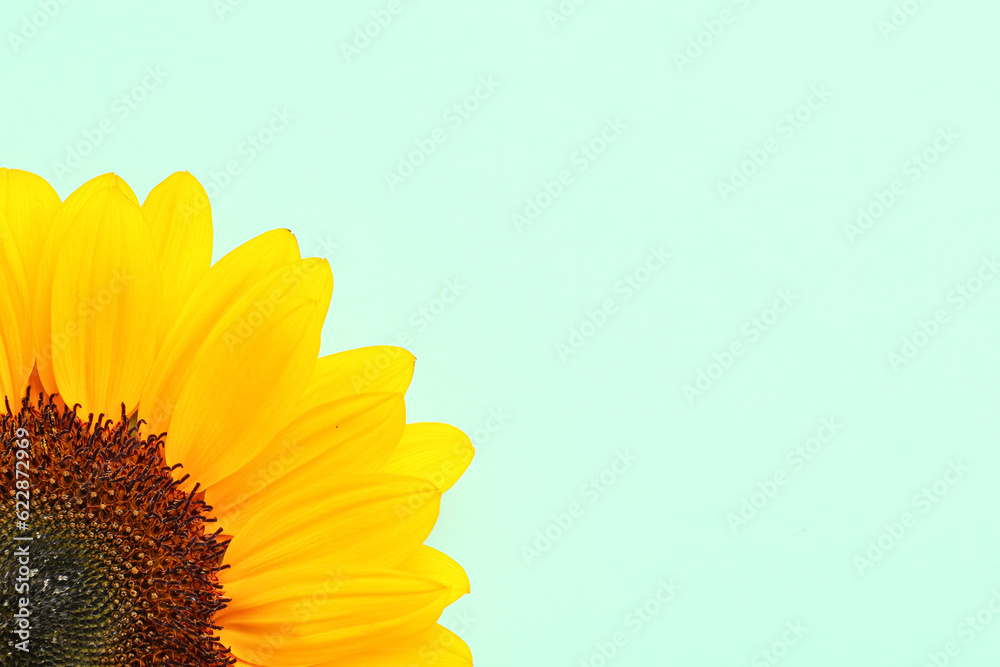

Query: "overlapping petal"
left=209, top=391, right=406, bottom=533
left=380, top=423, right=475, bottom=493
left=0, top=168, right=475, bottom=666
left=223, top=474, right=440, bottom=576
left=221, top=552, right=467, bottom=665
left=299, top=345, right=416, bottom=406
left=0, top=168, right=61, bottom=292
left=0, top=210, right=32, bottom=402
left=50, top=184, right=163, bottom=418
left=0, top=170, right=61, bottom=402
left=327, top=625, right=473, bottom=667
left=231, top=625, right=473, bottom=667
left=141, top=171, right=213, bottom=335
left=138, top=228, right=301, bottom=434
left=163, top=257, right=331, bottom=488
left=32, top=173, right=139, bottom=395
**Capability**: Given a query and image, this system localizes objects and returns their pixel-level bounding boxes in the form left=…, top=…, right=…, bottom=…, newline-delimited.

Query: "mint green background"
left=4, top=1, right=1000, bottom=664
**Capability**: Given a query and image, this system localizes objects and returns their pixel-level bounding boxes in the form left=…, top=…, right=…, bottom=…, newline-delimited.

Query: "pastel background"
left=3, top=1, right=999, bottom=664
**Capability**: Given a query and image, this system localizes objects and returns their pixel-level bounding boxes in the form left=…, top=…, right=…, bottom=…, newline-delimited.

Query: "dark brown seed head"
left=0, top=393, right=233, bottom=666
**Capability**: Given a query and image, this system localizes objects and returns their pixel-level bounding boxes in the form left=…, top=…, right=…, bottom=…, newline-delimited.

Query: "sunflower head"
left=0, top=169, right=474, bottom=666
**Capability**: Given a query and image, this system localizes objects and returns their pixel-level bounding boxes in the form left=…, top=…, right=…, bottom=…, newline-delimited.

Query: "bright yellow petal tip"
left=0, top=168, right=474, bottom=666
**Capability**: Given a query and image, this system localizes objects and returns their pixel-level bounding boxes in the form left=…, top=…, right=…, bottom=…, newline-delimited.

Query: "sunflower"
left=0, top=168, right=475, bottom=666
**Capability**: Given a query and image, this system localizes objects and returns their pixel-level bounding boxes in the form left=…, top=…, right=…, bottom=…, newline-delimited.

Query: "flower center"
left=0, top=394, right=233, bottom=666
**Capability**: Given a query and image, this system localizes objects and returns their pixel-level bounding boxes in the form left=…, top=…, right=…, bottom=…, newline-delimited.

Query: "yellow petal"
left=138, top=228, right=300, bottom=434
left=208, top=345, right=415, bottom=523
left=0, top=210, right=32, bottom=402
left=0, top=168, right=60, bottom=298
left=299, top=346, right=415, bottom=407
left=208, top=392, right=405, bottom=533
left=163, top=258, right=331, bottom=488
left=397, top=545, right=471, bottom=607
left=0, top=169, right=61, bottom=397
left=223, top=474, right=440, bottom=576
left=281, top=253, right=333, bottom=325
left=50, top=185, right=162, bottom=418
left=221, top=570, right=454, bottom=666
left=141, top=171, right=213, bottom=336
left=322, top=625, right=473, bottom=667
left=33, top=173, right=138, bottom=395
left=221, top=546, right=468, bottom=623
left=380, top=423, right=475, bottom=492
